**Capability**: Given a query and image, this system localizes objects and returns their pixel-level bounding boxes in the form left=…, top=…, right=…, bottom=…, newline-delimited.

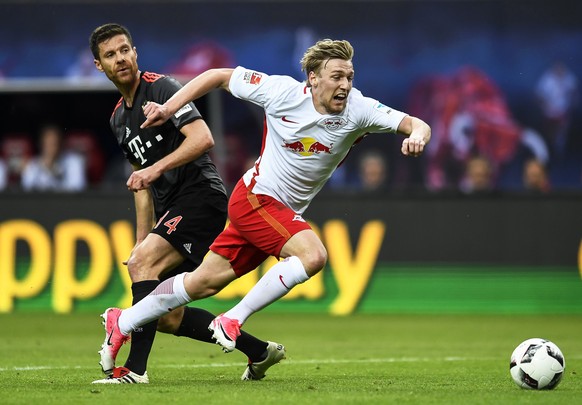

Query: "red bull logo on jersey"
left=323, top=117, right=347, bottom=130
left=282, top=137, right=333, bottom=156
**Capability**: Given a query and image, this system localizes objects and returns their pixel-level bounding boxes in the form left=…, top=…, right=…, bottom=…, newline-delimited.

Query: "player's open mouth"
left=333, top=94, right=347, bottom=105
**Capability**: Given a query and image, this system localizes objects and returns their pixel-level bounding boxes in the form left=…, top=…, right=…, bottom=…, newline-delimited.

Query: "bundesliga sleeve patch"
left=174, top=104, right=193, bottom=118
left=243, top=71, right=262, bottom=85
left=374, top=102, right=392, bottom=114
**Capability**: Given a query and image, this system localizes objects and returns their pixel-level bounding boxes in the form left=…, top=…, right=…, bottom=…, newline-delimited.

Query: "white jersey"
left=229, top=66, right=407, bottom=214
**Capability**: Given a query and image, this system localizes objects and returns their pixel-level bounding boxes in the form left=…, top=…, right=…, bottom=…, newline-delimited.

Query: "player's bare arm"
left=398, top=115, right=431, bottom=157
left=130, top=161, right=155, bottom=243
left=123, top=173, right=155, bottom=265
left=133, top=187, right=155, bottom=243
left=126, top=119, right=214, bottom=192
left=141, top=68, right=235, bottom=128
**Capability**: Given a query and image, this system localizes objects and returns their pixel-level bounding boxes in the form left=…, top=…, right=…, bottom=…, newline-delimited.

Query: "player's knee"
left=301, top=246, right=327, bottom=277
left=126, top=253, right=145, bottom=281
left=126, top=248, right=158, bottom=281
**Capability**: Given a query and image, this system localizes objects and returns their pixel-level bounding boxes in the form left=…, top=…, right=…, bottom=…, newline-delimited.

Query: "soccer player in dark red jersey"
left=89, top=23, right=284, bottom=384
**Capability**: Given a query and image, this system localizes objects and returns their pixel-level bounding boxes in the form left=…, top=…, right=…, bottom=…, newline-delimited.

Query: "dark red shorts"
left=210, top=179, right=312, bottom=277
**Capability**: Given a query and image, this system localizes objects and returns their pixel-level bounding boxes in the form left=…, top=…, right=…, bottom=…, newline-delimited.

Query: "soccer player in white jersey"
left=100, top=39, right=431, bottom=369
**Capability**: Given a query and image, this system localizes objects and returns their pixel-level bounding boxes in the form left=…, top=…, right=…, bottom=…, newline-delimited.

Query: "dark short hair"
left=89, top=23, right=133, bottom=60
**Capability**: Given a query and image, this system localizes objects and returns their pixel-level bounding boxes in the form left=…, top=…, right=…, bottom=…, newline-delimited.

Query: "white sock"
left=224, top=256, right=309, bottom=324
left=118, top=272, right=191, bottom=334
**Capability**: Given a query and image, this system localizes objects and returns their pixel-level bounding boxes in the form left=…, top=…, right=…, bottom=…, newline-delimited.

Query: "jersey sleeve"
left=352, top=90, right=407, bottom=134
left=152, top=76, right=202, bottom=129
left=228, top=66, right=297, bottom=112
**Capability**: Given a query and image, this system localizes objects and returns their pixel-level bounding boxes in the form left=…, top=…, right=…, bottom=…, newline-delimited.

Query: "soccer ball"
left=509, top=338, right=565, bottom=390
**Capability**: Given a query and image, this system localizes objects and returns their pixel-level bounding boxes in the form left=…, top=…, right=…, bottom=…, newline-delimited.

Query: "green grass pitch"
left=0, top=312, right=580, bottom=404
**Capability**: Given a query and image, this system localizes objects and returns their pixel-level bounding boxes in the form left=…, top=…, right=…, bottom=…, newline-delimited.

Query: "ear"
left=134, top=46, right=138, bottom=60
left=308, top=71, right=317, bottom=87
left=94, top=59, right=104, bottom=72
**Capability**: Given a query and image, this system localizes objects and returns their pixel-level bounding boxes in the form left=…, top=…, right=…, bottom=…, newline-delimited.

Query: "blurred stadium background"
left=0, top=0, right=581, bottom=317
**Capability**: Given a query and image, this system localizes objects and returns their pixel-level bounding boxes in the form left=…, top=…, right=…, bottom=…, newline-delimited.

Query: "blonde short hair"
left=300, top=39, right=354, bottom=85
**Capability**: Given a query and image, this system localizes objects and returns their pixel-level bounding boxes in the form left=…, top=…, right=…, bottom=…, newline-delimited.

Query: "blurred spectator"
left=66, top=48, right=109, bottom=82
left=535, top=61, right=579, bottom=156
left=220, top=133, right=251, bottom=190
left=522, top=158, right=550, bottom=194
left=408, top=66, right=548, bottom=191
left=325, top=163, right=349, bottom=190
left=0, top=158, right=7, bottom=190
left=64, top=130, right=106, bottom=186
left=100, top=154, right=133, bottom=191
left=0, top=132, right=33, bottom=188
left=21, top=124, right=87, bottom=192
left=244, top=155, right=258, bottom=170
left=164, top=41, right=234, bottom=78
left=357, top=151, right=389, bottom=192
left=460, top=155, right=494, bottom=195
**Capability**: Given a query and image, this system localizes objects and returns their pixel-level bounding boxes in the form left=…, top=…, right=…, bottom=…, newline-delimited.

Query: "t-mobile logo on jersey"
left=127, top=136, right=147, bottom=164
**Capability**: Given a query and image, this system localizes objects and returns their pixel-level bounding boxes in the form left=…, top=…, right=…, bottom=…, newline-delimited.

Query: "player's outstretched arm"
left=398, top=115, right=431, bottom=157
left=141, top=68, right=235, bottom=128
